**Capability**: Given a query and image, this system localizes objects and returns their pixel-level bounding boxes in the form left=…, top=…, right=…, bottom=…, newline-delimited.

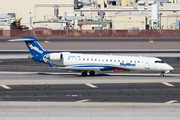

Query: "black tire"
left=82, top=71, right=87, bottom=76
left=161, top=74, right=165, bottom=77
left=89, top=71, right=95, bottom=76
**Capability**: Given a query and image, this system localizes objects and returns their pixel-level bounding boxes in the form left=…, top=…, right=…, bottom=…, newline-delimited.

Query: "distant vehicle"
left=9, top=37, right=174, bottom=76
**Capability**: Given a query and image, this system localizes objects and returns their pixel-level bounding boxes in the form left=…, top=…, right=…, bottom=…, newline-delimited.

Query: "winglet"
left=47, top=61, right=55, bottom=68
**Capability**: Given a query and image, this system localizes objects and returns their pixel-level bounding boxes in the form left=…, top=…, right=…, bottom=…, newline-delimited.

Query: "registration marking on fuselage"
left=161, top=82, right=175, bottom=87
left=85, top=83, right=98, bottom=88
left=0, top=84, right=11, bottom=89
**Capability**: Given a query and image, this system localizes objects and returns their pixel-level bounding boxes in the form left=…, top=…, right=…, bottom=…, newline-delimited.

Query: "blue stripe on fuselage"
left=74, top=65, right=125, bottom=70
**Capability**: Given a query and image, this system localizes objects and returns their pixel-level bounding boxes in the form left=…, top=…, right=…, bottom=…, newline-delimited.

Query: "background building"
left=0, top=0, right=180, bottom=30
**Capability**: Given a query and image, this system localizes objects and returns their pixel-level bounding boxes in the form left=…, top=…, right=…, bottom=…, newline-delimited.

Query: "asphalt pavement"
left=0, top=83, right=180, bottom=103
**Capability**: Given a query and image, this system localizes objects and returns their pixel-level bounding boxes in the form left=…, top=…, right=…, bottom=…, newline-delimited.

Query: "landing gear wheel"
left=81, top=71, right=87, bottom=76
left=160, top=73, right=165, bottom=77
left=89, top=71, right=95, bottom=76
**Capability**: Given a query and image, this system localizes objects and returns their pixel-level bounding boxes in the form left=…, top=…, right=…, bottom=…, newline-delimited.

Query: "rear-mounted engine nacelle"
left=44, top=53, right=63, bottom=60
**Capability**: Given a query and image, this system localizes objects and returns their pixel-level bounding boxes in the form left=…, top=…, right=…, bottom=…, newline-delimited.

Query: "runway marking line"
left=75, top=99, right=90, bottom=103
left=149, top=41, right=153, bottom=43
left=161, top=82, right=175, bottom=87
left=0, top=84, right=11, bottom=89
left=165, top=100, right=178, bottom=104
left=71, top=95, right=78, bottom=97
left=44, top=41, right=49, bottom=43
left=2, top=110, right=36, bottom=112
left=0, top=61, right=3, bottom=62
left=85, top=83, right=98, bottom=88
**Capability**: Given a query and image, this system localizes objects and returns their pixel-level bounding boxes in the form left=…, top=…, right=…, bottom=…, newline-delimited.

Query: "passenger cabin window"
left=138, top=61, right=140, bottom=63
left=87, top=58, right=89, bottom=61
left=91, top=59, right=93, bottom=61
left=83, top=58, right=85, bottom=60
left=68, top=58, right=70, bottom=60
left=110, top=60, right=112, bottom=62
left=155, top=61, right=165, bottom=63
left=114, top=60, right=116, bottom=62
left=118, top=60, right=120, bottom=62
left=106, top=59, right=108, bottom=62
left=95, top=59, right=97, bottom=61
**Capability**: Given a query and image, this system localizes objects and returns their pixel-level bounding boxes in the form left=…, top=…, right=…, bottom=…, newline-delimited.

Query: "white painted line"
left=165, top=100, right=178, bottom=104
left=85, top=83, right=98, bottom=88
left=162, top=82, right=175, bottom=87
left=71, top=95, right=78, bottom=97
left=75, top=99, right=90, bottom=103
left=0, top=84, right=11, bottom=89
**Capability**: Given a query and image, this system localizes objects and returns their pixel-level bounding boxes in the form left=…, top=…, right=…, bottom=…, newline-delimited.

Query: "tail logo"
left=29, top=44, right=43, bottom=54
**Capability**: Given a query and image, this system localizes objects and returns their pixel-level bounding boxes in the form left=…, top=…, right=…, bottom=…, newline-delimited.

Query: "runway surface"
left=0, top=58, right=180, bottom=119
left=0, top=82, right=180, bottom=103
left=1, top=37, right=180, bottom=42
left=1, top=102, right=180, bottom=120
left=0, top=36, right=180, bottom=119
left=1, top=40, right=180, bottom=50
left=0, top=71, right=180, bottom=119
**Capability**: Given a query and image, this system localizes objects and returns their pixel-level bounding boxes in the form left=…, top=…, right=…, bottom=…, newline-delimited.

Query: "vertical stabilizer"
left=9, top=37, right=51, bottom=63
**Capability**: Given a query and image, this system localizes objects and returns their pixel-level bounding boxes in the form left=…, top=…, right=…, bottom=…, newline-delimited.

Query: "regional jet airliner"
left=9, top=37, right=174, bottom=76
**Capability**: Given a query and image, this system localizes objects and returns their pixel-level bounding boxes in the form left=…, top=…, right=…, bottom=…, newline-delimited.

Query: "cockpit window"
left=155, top=61, right=165, bottom=63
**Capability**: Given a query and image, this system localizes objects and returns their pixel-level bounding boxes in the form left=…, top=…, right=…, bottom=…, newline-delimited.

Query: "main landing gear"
left=81, top=71, right=87, bottom=76
left=81, top=71, right=95, bottom=76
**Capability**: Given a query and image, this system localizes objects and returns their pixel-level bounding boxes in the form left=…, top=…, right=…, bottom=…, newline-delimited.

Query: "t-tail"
left=9, top=37, right=51, bottom=63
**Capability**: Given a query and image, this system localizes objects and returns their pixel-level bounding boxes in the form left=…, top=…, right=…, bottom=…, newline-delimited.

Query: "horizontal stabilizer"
left=8, top=38, right=34, bottom=42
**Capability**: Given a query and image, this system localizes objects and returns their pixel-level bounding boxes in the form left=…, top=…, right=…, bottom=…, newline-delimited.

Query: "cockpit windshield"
left=155, top=61, right=165, bottom=63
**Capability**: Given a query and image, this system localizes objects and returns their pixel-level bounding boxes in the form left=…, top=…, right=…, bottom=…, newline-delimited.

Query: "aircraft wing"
left=57, top=67, right=103, bottom=71
left=46, top=60, right=103, bottom=71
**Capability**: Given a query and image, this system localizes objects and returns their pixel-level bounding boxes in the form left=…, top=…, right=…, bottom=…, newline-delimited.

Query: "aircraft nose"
left=169, top=65, right=174, bottom=71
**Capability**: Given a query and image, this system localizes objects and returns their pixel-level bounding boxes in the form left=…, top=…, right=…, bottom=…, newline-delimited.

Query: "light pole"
left=159, top=13, right=162, bottom=29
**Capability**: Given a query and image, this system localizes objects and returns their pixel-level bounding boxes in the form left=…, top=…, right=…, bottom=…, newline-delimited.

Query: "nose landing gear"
left=160, top=73, right=165, bottom=77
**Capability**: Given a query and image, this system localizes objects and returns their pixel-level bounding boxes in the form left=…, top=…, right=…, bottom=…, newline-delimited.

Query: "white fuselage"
left=47, top=52, right=174, bottom=73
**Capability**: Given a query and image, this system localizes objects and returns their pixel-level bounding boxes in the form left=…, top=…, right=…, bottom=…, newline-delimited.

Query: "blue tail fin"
left=9, top=37, right=51, bottom=63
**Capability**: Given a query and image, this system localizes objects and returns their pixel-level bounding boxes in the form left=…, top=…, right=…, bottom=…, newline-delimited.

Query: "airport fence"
left=1, top=30, right=180, bottom=38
